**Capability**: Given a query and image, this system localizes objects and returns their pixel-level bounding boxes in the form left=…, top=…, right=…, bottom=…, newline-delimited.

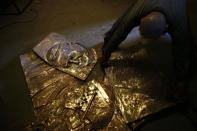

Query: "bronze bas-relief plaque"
left=21, top=33, right=175, bottom=131
left=33, top=33, right=97, bottom=80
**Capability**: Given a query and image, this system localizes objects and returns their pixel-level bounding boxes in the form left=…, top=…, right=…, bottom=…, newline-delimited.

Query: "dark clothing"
left=104, top=0, right=196, bottom=82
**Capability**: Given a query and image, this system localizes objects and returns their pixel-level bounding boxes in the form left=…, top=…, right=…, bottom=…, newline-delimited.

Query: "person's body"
left=101, top=0, right=196, bottom=99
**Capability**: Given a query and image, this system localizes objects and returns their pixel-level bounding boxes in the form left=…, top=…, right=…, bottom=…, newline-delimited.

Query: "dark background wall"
left=188, top=0, right=197, bottom=40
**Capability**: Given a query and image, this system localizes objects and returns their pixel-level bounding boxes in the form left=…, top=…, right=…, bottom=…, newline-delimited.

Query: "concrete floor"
left=0, top=0, right=197, bottom=130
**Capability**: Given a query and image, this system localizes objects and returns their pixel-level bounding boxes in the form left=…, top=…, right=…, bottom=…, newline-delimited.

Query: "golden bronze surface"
left=33, top=33, right=97, bottom=80
left=21, top=52, right=114, bottom=131
left=105, top=48, right=174, bottom=123
left=21, top=33, right=175, bottom=131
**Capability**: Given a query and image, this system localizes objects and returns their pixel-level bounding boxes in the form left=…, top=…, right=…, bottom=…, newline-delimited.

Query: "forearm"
left=104, top=1, right=138, bottom=44
left=103, top=0, right=143, bottom=52
left=103, top=25, right=133, bottom=52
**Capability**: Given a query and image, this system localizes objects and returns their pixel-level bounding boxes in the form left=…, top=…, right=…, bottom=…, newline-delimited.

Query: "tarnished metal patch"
left=21, top=52, right=114, bottom=131
left=21, top=33, right=176, bottom=130
left=33, top=33, right=97, bottom=80
left=105, top=48, right=175, bottom=123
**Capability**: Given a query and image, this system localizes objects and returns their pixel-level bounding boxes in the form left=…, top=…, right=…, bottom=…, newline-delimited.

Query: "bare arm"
left=101, top=0, right=146, bottom=67
left=103, top=0, right=146, bottom=52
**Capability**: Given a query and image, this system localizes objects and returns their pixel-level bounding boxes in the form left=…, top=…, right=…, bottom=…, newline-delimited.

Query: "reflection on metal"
left=21, top=52, right=114, bottom=131
left=33, top=33, right=97, bottom=80
left=21, top=33, right=175, bottom=131
left=105, top=49, right=174, bottom=123
left=99, top=109, right=131, bottom=131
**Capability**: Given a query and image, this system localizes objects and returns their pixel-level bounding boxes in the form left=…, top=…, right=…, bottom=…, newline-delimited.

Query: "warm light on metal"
left=21, top=33, right=175, bottom=131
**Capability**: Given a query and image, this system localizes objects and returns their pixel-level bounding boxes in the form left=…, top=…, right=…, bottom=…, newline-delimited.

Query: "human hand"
left=100, top=47, right=111, bottom=68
